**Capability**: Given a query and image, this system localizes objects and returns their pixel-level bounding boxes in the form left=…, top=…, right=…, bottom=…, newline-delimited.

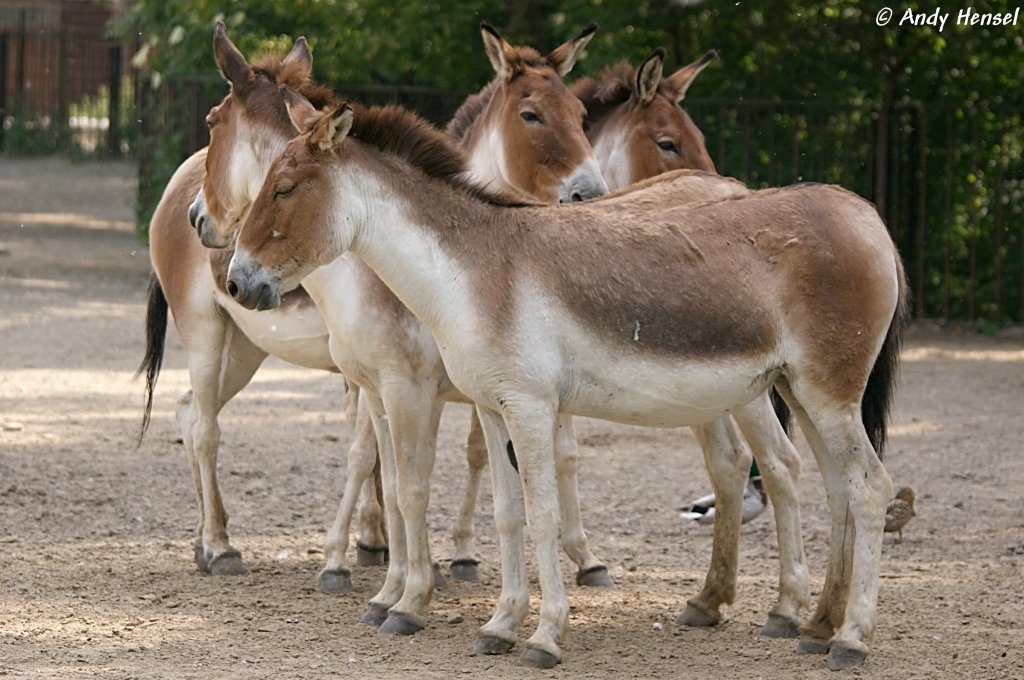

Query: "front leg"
left=472, top=407, right=529, bottom=656
left=677, top=417, right=751, bottom=628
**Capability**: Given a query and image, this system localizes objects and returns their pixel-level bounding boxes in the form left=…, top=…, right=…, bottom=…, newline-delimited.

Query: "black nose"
left=570, top=191, right=583, bottom=202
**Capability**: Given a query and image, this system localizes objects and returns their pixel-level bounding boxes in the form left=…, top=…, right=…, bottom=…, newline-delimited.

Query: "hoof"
left=676, top=601, right=720, bottom=628
left=379, top=611, right=425, bottom=636
left=433, top=561, right=447, bottom=590
left=193, top=544, right=209, bottom=573
left=360, top=602, right=390, bottom=627
left=451, top=559, right=480, bottom=583
left=208, top=549, right=245, bottom=576
left=318, top=567, right=353, bottom=595
left=827, top=643, right=867, bottom=670
left=761, top=612, right=800, bottom=638
left=519, top=646, right=560, bottom=669
left=796, top=634, right=831, bottom=655
left=356, top=542, right=388, bottom=567
left=576, top=565, right=614, bottom=588
left=474, top=635, right=515, bottom=656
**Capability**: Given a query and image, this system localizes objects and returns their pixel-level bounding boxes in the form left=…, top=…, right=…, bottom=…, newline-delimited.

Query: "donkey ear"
left=663, top=49, right=717, bottom=103
left=282, top=86, right=320, bottom=133
left=547, top=23, right=597, bottom=77
left=480, top=21, right=515, bottom=80
left=213, top=20, right=249, bottom=87
left=636, top=48, right=666, bottom=105
left=309, top=104, right=354, bottom=153
left=281, top=36, right=313, bottom=80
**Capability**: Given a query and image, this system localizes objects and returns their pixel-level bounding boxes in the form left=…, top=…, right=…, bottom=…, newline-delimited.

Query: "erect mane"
left=571, top=62, right=636, bottom=129
left=444, top=45, right=554, bottom=143
left=250, top=53, right=337, bottom=110
left=346, top=103, right=534, bottom=207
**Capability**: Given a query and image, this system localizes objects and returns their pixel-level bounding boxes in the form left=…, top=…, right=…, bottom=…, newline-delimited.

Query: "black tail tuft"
left=769, top=386, right=793, bottom=437
left=135, top=274, right=168, bottom=446
left=862, top=257, right=910, bottom=459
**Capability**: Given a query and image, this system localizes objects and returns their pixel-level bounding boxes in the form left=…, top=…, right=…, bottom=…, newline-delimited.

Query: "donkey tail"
left=862, top=255, right=910, bottom=459
left=135, top=273, right=168, bottom=446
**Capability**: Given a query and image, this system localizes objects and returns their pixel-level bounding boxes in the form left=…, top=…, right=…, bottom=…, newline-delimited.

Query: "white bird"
left=681, top=476, right=767, bottom=525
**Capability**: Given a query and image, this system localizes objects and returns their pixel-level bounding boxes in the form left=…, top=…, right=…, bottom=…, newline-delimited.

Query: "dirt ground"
left=1, top=156, right=1023, bottom=679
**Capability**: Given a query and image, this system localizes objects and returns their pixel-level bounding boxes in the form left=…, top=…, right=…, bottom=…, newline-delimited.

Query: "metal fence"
left=2, top=21, right=1020, bottom=324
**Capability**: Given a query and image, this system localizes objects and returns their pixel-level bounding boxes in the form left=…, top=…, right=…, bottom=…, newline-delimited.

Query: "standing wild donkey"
left=227, top=101, right=907, bottom=671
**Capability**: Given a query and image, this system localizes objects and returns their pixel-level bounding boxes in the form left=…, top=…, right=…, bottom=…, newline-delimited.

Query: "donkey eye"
left=520, top=111, right=542, bottom=124
left=657, top=140, right=680, bottom=155
left=273, top=183, right=297, bottom=199
left=206, top=117, right=216, bottom=130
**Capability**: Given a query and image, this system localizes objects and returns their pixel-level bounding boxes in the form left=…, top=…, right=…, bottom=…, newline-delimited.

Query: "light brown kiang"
left=228, top=98, right=908, bottom=671
left=140, top=19, right=614, bottom=636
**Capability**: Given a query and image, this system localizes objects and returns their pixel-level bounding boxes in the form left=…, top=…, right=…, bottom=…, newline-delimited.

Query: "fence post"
left=0, top=33, right=7, bottom=148
left=108, top=43, right=122, bottom=156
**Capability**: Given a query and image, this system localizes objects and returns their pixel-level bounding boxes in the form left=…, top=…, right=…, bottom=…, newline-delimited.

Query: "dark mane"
left=570, top=62, right=635, bottom=129
left=444, top=45, right=552, bottom=143
left=346, top=103, right=534, bottom=208
left=250, top=53, right=337, bottom=110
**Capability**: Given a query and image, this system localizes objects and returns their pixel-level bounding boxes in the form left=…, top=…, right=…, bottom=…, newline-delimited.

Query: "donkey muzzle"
left=559, top=159, right=609, bottom=203
left=226, top=254, right=281, bottom=311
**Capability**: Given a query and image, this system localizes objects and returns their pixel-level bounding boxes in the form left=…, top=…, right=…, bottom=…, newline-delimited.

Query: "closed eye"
left=273, top=183, right=297, bottom=199
left=657, top=140, right=680, bottom=155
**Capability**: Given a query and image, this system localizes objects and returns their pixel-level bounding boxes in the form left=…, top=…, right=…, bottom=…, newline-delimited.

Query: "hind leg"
left=677, top=417, right=751, bottom=628
left=777, top=380, right=891, bottom=669
left=179, top=320, right=266, bottom=575
left=450, top=408, right=487, bottom=582
left=732, top=392, right=808, bottom=638
left=553, top=415, right=612, bottom=587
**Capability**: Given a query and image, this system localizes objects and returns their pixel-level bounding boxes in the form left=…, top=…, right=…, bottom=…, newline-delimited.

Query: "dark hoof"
left=379, top=611, right=425, bottom=636
left=797, top=634, right=831, bottom=655
left=208, top=549, right=245, bottom=576
left=827, top=643, right=866, bottom=670
left=761, top=612, right=800, bottom=638
left=356, top=542, right=388, bottom=567
left=676, top=601, right=720, bottom=627
left=451, top=559, right=480, bottom=583
left=519, top=646, right=560, bottom=669
left=360, top=602, right=390, bottom=626
left=576, top=565, right=614, bottom=588
left=474, top=635, right=515, bottom=656
left=318, top=567, right=353, bottom=595
left=433, top=561, right=447, bottom=590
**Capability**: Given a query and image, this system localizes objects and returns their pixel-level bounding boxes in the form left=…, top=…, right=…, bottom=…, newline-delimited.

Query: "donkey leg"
left=797, top=402, right=890, bottom=669
left=379, top=383, right=445, bottom=636
left=677, top=417, right=751, bottom=628
left=320, top=392, right=380, bottom=594
left=473, top=407, right=528, bottom=656
left=361, top=393, right=409, bottom=627
left=502, top=401, right=567, bottom=668
left=732, top=393, right=808, bottom=638
left=450, top=408, right=486, bottom=582
left=553, top=414, right=612, bottom=588
left=182, top=320, right=266, bottom=576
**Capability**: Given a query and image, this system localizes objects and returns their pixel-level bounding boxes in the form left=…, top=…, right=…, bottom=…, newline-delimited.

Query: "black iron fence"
left=2, top=23, right=1021, bottom=324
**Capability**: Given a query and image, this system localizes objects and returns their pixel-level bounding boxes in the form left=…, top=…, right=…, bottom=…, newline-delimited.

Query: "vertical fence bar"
left=914, top=107, right=927, bottom=317
left=967, top=113, right=980, bottom=322
left=0, top=33, right=7, bottom=148
left=993, top=150, right=1004, bottom=322
left=107, top=43, right=122, bottom=156
left=942, top=110, right=954, bottom=320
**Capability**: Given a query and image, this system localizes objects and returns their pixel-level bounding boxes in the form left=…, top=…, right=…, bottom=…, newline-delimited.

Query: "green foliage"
left=118, top=0, right=1024, bottom=323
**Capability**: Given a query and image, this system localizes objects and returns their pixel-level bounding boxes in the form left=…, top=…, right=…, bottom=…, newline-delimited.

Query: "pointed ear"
left=282, top=86, right=320, bottom=133
left=213, top=20, right=249, bottom=87
left=663, top=49, right=717, bottom=103
left=281, top=36, right=313, bottom=80
left=547, top=23, right=597, bottom=77
left=309, top=103, right=354, bottom=154
left=636, top=48, right=666, bottom=105
left=480, top=21, right=515, bottom=80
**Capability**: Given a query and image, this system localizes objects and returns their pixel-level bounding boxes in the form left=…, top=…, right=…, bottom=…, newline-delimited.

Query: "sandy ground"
left=1, top=156, right=1023, bottom=679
